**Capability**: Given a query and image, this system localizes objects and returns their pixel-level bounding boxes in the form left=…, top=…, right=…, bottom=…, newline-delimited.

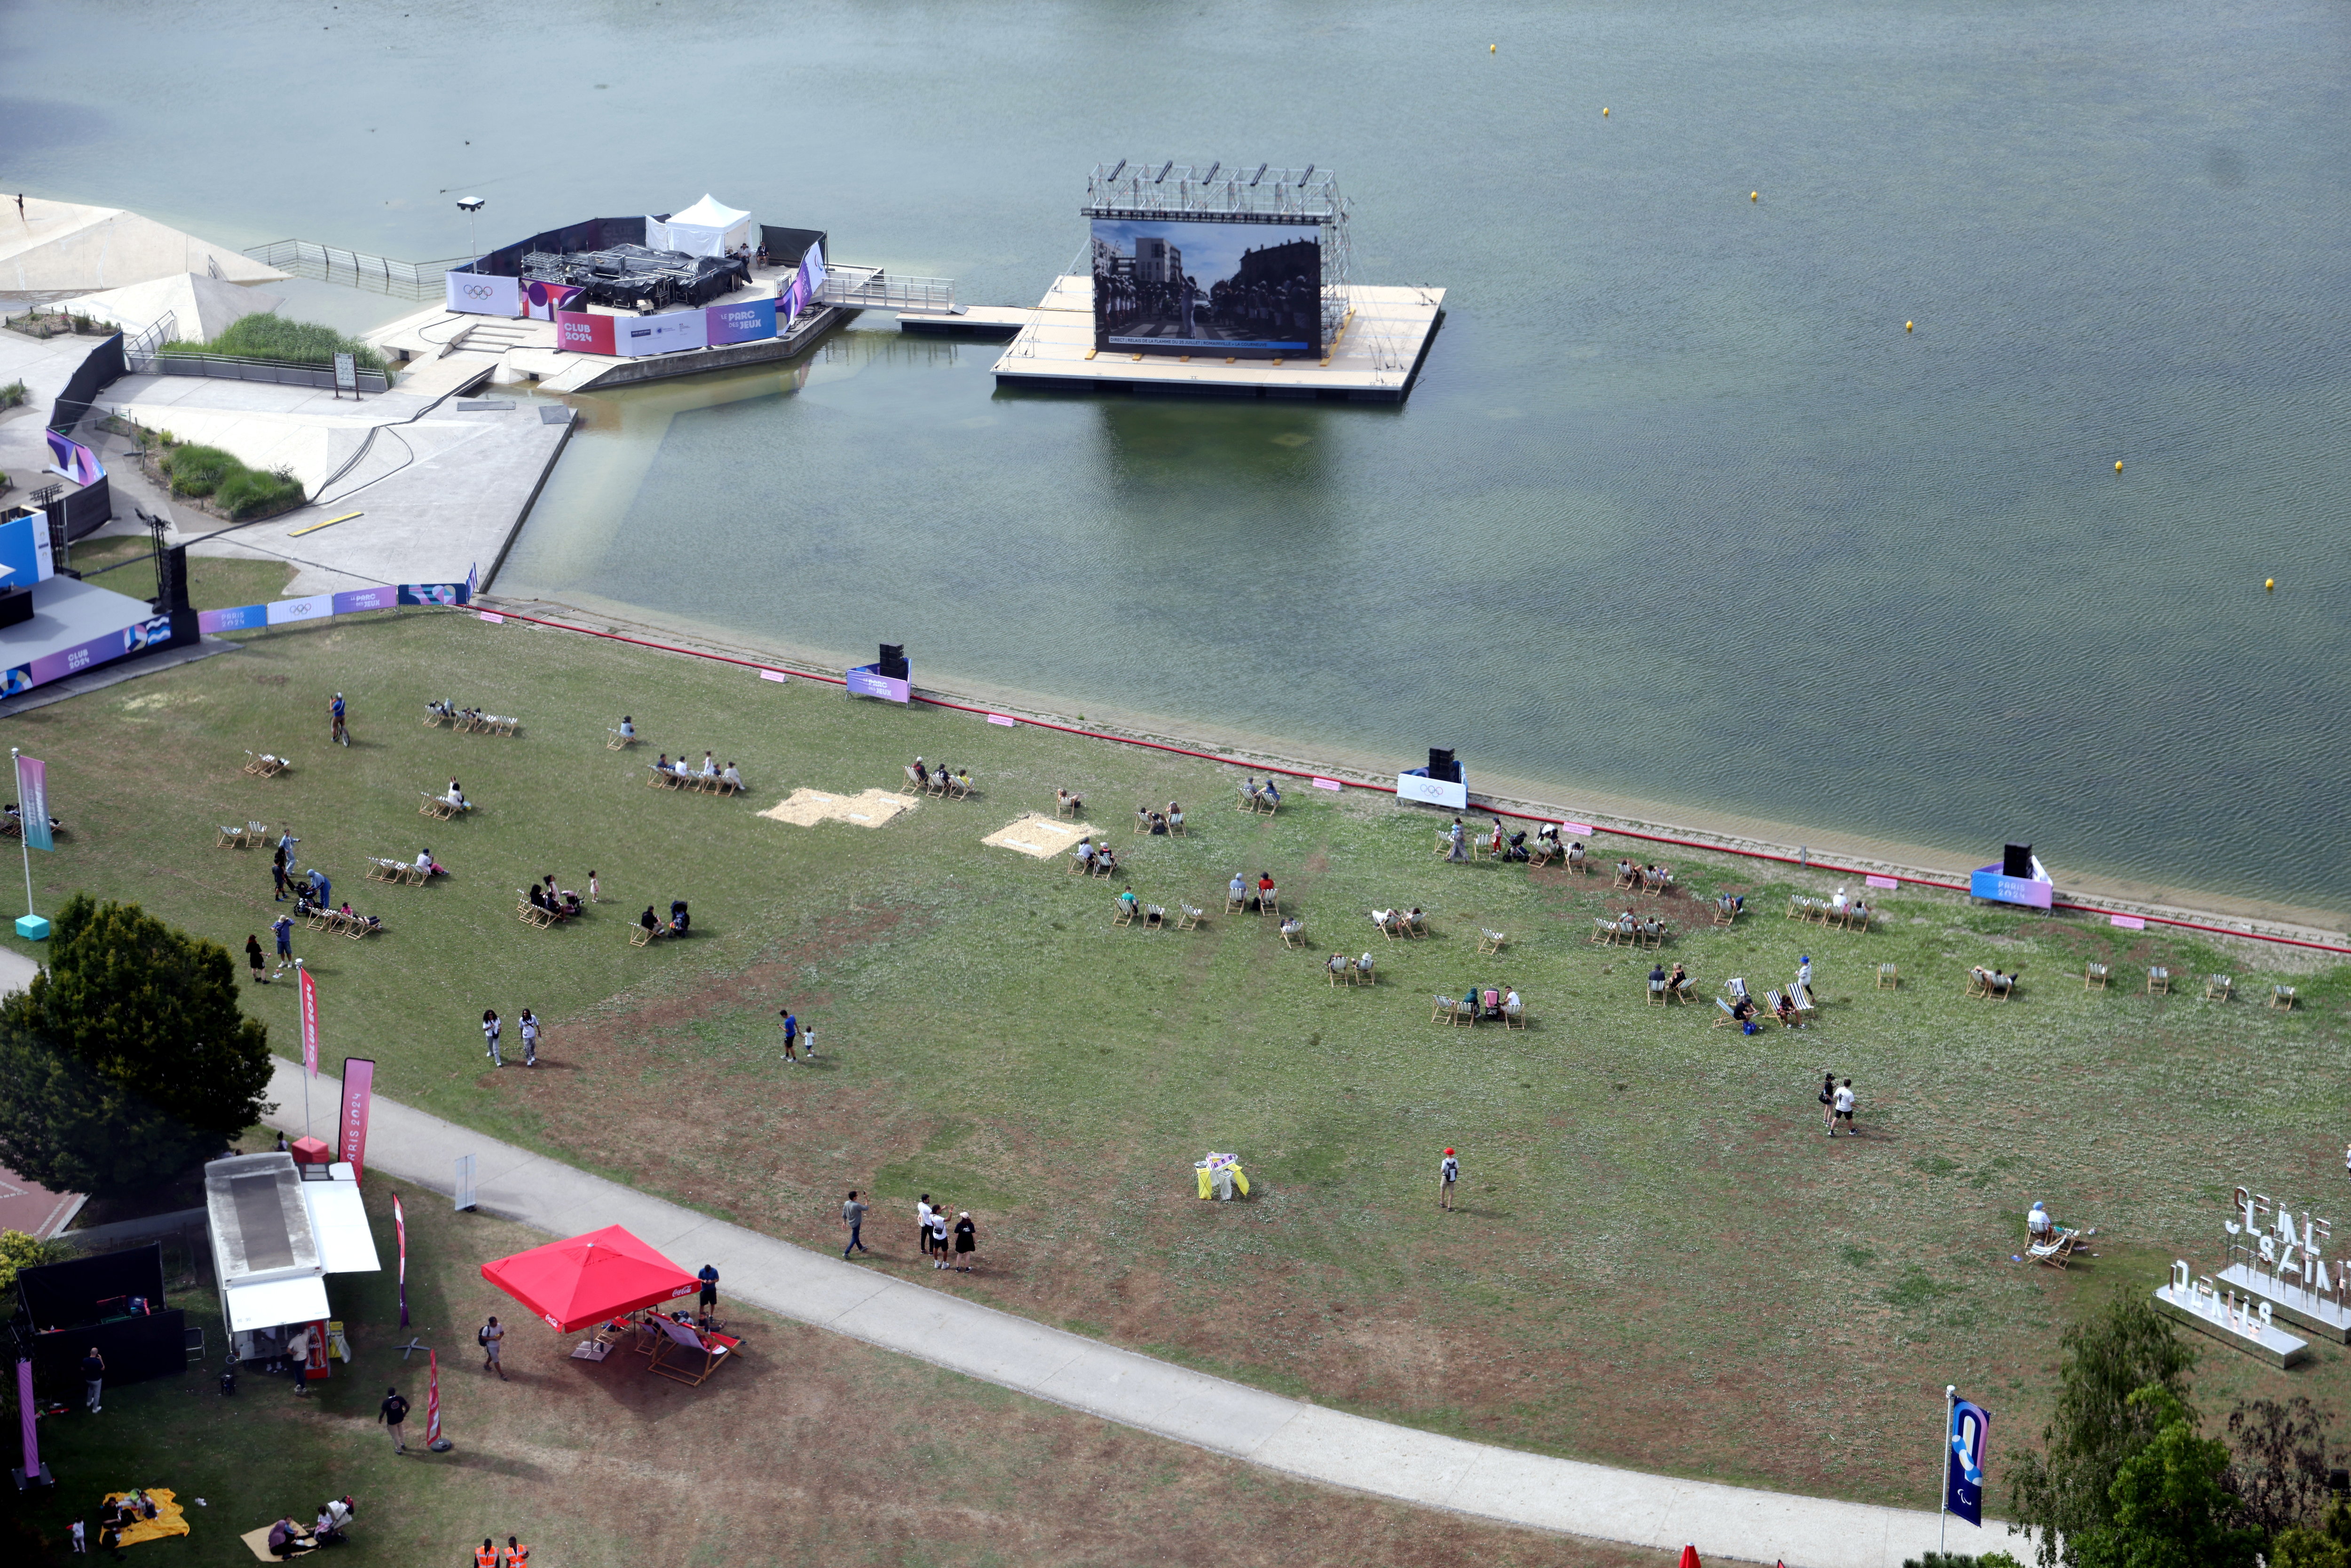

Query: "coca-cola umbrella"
left=479, top=1225, right=699, bottom=1334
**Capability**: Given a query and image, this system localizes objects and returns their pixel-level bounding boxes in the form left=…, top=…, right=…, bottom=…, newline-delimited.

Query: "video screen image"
left=1090, top=219, right=1321, bottom=357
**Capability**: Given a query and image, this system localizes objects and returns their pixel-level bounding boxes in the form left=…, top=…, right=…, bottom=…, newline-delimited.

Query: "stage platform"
left=991, top=277, right=1444, bottom=402
left=0, top=577, right=171, bottom=698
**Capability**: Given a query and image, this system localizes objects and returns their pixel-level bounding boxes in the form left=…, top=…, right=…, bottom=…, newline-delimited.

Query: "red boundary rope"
left=461, top=606, right=2351, bottom=958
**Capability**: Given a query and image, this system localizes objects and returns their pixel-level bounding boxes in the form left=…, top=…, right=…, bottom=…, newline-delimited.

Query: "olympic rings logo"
left=462, top=283, right=495, bottom=300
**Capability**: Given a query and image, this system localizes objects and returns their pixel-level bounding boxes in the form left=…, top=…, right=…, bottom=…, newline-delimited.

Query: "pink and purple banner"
left=14, top=755, right=49, bottom=853
left=299, top=966, right=320, bottom=1079
left=2, top=613, right=174, bottom=699
left=556, top=310, right=615, bottom=356
left=846, top=667, right=910, bottom=703
left=197, top=576, right=473, bottom=637
left=706, top=296, right=777, bottom=346
left=339, top=1056, right=375, bottom=1186
left=523, top=280, right=584, bottom=321
left=43, top=431, right=103, bottom=487
left=15, top=1357, right=38, bottom=1485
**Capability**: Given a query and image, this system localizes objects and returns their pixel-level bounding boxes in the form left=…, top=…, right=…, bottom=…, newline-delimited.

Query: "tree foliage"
left=2070, top=1386, right=2262, bottom=1568
left=0, top=896, right=272, bottom=1195
left=2227, top=1395, right=2335, bottom=1539
left=2273, top=1497, right=2351, bottom=1568
left=0, top=1228, right=65, bottom=1294
left=2007, top=1291, right=2199, bottom=1566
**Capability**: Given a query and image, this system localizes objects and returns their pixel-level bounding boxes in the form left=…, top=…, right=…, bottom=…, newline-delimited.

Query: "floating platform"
left=2219, top=1263, right=2351, bottom=1343
left=991, top=276, right=1444, bottom=403
left=897, top=305, right=1033, bottom=340
left=2153, top=1283, right=2309, bottom=1368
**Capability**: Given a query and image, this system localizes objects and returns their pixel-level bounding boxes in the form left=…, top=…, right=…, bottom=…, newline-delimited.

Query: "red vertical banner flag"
left=339, top=1056, right=376, bottom=1185
left=392, top=1192, right=409, bottom=1327
left=424, top=1350, right=442, bottom=1446
left=299, top=966, right=320, bottom=1078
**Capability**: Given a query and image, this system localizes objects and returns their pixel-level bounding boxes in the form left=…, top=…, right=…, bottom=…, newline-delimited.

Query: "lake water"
left=7, top=0, right=2347, bottom=916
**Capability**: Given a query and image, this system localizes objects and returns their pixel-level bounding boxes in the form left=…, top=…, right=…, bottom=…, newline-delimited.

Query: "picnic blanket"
left=101, top=1489, right=189, bottom=1547
left=238, top=1524, right=318, bottom=1560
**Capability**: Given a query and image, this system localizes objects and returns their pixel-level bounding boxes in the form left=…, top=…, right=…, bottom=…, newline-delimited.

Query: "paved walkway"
left=265, top=1058, right=2032, bottom=1568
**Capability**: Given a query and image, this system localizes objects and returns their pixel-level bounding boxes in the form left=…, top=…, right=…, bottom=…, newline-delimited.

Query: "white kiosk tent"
left=650, top=195, right=755, bottom=258
left=205, top=1152, right=380, bottom=1363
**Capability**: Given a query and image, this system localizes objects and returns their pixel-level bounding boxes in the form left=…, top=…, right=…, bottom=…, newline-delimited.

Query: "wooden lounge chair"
left=397, top=861, right=428, bottom=886
left=1224, top=886, right=1246, bottom=913
left=2083, top=961, right=2109, bottom=991
left=1256, top=886, right=1278, bottom=917
left=1278, top=921, right=1304, bottom=948
left=1848, top=906, right=1872, bottom=933
left=1785, top=895, right=1807, bottom=921
left=1503, top=996, right=1527, bottom=1029
left=1987, top=970, right=2019, bottom=1002
left=1711, top=996, right=1741, bottom=1029
left=1757, top=989, right=1785, bottom=1026
left=900, top=766, right=923, bottom=796
left=1052, top=792, right=1079, bottom=819
left=365, top=858, right=401, bottom=883
left=1791, top=986, right=1816, bottom=1024
left=1478, top=928, right=1507, bottom=956
left=607, top=727, right=637, bottom=749
left=2146, top=966, right=2170, bottom=995
left=2272, top=985, right=2297, bottom=1012
left=2028, top=1229, right=2081, bottom=1269
left=2204, top=974, right=2233, bottom=1001
left=1639, top=922, right=1665, bottom=951
left=1614, top=864, right=1638, bottom=890
left=1712, top=897, right=1742, bottom=927
left=305, top=906, right=337, bottom=932
left=216, top=823, right=250, bottom=849
left=1352, top=959, right=1375, bottom=987
left=343, top=914, right=380, bottom=941
left=629, top=921, right=661, bottom=946
left=1432, top=995, right=1461, bottom=1025
left=424, top=707, right=452, bottom=728
left=1112, top=898, right=1138, bottom=928
left=1377, top=912, right=1404, bottom=942
left=926, top=771, right=951, bottom=798
left=1877, top=963, right=1899, bottom=990
left=1587, top=918, right=1617, bottom=948
left=516, top=894, right=554, bottom=930
left=1326, top=957, right=1349, bottom=987
left=1565, top=848, right=1590, bottom=876
left=646, top=1313, right=741, bottom=1386
left=1401, top=911, right=1428, bottom=939
left=946, top=773, right=972, bottom=800
left=1526, top=841, right=1557, bottom=868
left=482, top=715, right=520, bottom=737
left=243, top=750, right=289, bottom=778
left=1964, top=969, right=1989, bottom=999
left=1648, top=974, right=1667, bottom=1006
left=1176, top=903, right=1205, bottom=932
left=419, top=794, right=458, bottom=821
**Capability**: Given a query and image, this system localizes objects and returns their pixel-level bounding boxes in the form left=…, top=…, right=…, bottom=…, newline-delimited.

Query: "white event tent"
left=651, top=195, right=754, bottom=258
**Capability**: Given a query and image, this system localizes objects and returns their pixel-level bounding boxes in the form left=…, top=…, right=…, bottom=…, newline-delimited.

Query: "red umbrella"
left=479, top=1225, right=700, bottom=1333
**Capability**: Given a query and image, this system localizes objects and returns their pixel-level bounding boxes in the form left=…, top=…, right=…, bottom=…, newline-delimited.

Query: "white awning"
left=224, top=1274, right=330, bottom=1333
left=653, top=194, right=754, bottom=258
left=301, top=1166, right=381, bottom=1275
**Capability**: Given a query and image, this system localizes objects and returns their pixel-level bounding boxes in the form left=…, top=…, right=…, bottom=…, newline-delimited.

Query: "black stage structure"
left=450, top=216, right=828, bottom=312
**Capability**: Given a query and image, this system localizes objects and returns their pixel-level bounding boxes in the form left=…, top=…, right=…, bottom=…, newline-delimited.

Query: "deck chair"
left=1142, top=903, right=1167, bottom=930
left=1432, top=995, right=1461, bottom=1025
left=1639, top=921, right=1665, bottom=951
left=396, top=860, right=428, bottom=886
left=1327, top=958, right=1349, bottom=987
left=484, top=716, right=520, bottom=737
left=216, top=824, right=250, bottom=849
left=1758, top=989, right=1785, bottom=1026
left=946, top=774, right=972, bottom=800
left=419, top=795, right=457, bottom=820
left=1256, top=886, right=1278, bottom=917
left=1711, top=996, right=1741, bottom=1029
left=1713, top=897, right=1741, bottom=927
left=646, top=1313, right=741, bottom=1386
left=1587, top=918, right=1617, bottom=948
left=1565, top=848, right=1590, bottom=876
left=2272, top=985, right=2297, bottom=1012
left=517, top=894, right=553, bottom=930
left=1848, top=906, right=1872, bottom=933
left=1648, top=974, right=1667, bottom=1006
left=1052, top=793, right=1078, bottom=818
left=1964, top=969, right=1989, bottom=999
left=1132, top=807, right=1152, bottom=835
left=1279, top=922, right=1304, bottom=948
left=1785, top=895, right=1807, bottom=921
left=1434, top=831, right=1458, bottom=859
left=1478, top=928, right=1507, bottom=956
left=343, top=914, right=379, bottom=941
left=607, top=727, right=637, bottom=749
left=629, top=922, right=661, bottom=946
left=1503, top=996, right=1527, bottom=1029
left=1401, top=911, right=1428, bottom=939
left=2204, top=974, right=2232, bottom=1001
left=900, top=766, right=923, bottom=796
left=926, top=771, right=951, bottom=798
left=1377, top=912, right=1404, bottom=942
left=1112, top=899, right=1137, bottom=928
left=1223, top=886, right=1246, bottom=913
left=1877, top=963, right=1899, bottom=989
left=2083, top=961, right=2109, bottom=991
left=424, top=707, right=451, bottom=728
left=365, top=859, right=399, bottom=883
left=2028, top=1229, right=2081, bottom=1269
left=304, top=906, right=336, bottom=932
left=1067, top=851, right=1094, bottom=877
left=1526, top=841, right=1557, bottom=868
left=243, top=750, right=288, bottom=778
left=1176, top=903, right=1205, bottom=932
left=1613, top=864, right=1638, bottom=890
left=1791, top=986, right=1816, bottom=1024
left=1987, top=970, right=2018, bottom=1002
left=2146, top=966, right=2170, bottom=995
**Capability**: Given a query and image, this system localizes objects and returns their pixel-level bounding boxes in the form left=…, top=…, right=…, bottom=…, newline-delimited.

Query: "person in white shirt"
left=700, top=751, right=717, bottom=777
left=443, top=780, right=467, bottom=809
left=722, top=764, right=742, bottom=788
left=415, top=848, right=442, bottom=876
left=916, top=1195, right=934, bottom=1260
left=1831, top=1079, right=1856, bottom=1136
left=618, top=716, right=635, bottom=740
left=1830, top=887, right=1848, bottom=913
left=2028, top=1201, right=2054, bottom=1241
left=1372, top=907, right=1394, bottom=932
left=1796, top=957, right=1813, bottom=1001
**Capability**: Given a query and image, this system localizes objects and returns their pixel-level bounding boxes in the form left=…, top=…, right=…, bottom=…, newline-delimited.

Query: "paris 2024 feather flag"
left=1947, top=1395, right=1991, bottom=1527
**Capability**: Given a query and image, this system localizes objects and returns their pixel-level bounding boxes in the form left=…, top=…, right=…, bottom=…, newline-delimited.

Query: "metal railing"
left=122, top=311, right=177, bottom=374
left=816, top=265, right=956, bottom=314
left=244, top=239, right=468, bottom=300
left=148, top=351, right=389, bottom=393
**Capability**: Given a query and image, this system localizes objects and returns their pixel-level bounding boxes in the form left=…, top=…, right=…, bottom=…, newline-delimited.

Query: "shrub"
left=201, top=312, right=387, bottom=374
left=0, top=1229, right=65, bottom=1294
left=163, top=443, right=238, bottom=498
left=213, top=465, right=305, bottom=520
left=0, top=379, right=25, bottom=410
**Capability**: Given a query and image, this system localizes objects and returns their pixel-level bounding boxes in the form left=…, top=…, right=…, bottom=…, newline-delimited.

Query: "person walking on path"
left=1439, top=1149, right=1460, bottom=1211
left=1832, top=1078, right=1856, bottom=1137
left=952, top=1211, right=976, bottom=1271
left=246, top=933, right=268, bottom=986
left=479, top=1315, right=506, bottom=1378
left=841, top=1190, right=869, bottom=1257
left=481, top=1009, right=502, bottom=1068
left=81, top=1347, right=103, bottom=1412
left=1818, top=1073, right=1837, bottom=1134
left=780, top=1009, right=799, bottom=1064
left=518, top=1009, right=538, bottom=1068
left=697, top=1263, right=719, bottom=1315
left=928, top=1206, right=950, bottom=1268
left=329, top=692, right=348, bottom=747
left=378, top=1386, right=409, bottom=1453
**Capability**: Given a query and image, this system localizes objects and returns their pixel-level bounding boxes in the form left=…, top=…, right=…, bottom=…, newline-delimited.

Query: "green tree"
left=2272, top=1497, right=2351, bottom=1568
left=2007, top=1291, right=2199, bottom=1566
left=2071, top=1386, right=2262, bottom=1568
left=0, top=1228, right=65, bottom=1293
left=0, top=895, right=272, bottom=1195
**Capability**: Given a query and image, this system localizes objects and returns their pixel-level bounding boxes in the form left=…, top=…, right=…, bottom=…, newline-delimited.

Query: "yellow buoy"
left=1490, top=43, right=1496, bottom=52
left=2115, top=460, right=2123, bottom=473
left=1602, top=107, right=1609, bottom=117
left=1905, top=321, right=1913, bottom=332
left=2265, top=578, right=2275, bottom=591
left=1750, top=191, right=1759, bottom=201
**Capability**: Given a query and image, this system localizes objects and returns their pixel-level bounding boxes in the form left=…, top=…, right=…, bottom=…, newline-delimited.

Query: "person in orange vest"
left=506, top=1535, right=530, bottom=1567
left=475, top=1539, right=497, bottom=1568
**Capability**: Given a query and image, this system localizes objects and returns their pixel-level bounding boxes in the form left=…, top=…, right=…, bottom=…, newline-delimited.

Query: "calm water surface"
left=7, top=0, right=2347, bottom=911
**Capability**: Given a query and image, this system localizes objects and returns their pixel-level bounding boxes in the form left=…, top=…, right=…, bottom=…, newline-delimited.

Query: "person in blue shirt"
left=697, top=1264, right=719, bottom=1315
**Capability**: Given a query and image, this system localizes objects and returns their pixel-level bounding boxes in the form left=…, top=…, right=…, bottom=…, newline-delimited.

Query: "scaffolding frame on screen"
left=1083, top=160, right=1351, bottom=347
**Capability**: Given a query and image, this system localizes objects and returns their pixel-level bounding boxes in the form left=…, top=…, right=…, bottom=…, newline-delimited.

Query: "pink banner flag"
left=1865, top=874, right=1900, bottom=890
left=299, top=966, right=320, bottom=1078
left=2110, top=914, right=2147, bottom=930
left=393, top=1192, right=409, bottom=1327
left=1561, top=821, right=1595, bottom=836
left=425, top=1350, right=442, bottom=1445
left=987, top=713, right=1017, bottom=726
left=1312, top=777, right=1343, bottom=791
left=339, top=1056, right=376, bottom=1184
left=16, top=1357, right=38, bottom=1485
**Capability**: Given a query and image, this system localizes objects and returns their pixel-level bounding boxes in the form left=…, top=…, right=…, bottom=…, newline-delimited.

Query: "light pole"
left=456, top=197, right=484, bottom=261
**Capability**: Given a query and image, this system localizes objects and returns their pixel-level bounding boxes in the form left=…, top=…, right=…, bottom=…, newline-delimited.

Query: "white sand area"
left=758, top=788, right=914, bottom=828
left=982, top=813, right=1097, bottom=859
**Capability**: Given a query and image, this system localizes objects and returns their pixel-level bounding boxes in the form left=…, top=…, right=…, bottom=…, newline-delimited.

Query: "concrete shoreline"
left=473, top=589, right=2349, bottom=955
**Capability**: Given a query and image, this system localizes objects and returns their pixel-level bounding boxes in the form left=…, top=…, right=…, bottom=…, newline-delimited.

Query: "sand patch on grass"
left=758, top=788, right=914, bottom=828
left=982, top=813, right=1097, bottom=859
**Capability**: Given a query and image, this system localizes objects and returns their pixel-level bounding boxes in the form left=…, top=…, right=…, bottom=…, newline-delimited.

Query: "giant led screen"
left=1090, top=219, right=1322, bottom=358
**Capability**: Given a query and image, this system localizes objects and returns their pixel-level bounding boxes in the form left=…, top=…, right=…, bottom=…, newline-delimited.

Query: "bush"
left=0, top=379, right=24, bottom=410
left=213, top=465, right=305, bottom=520
left=162, top=443, right=237, bottom=498
left=0, top=1229, right=66, bottom=1295
left=170, top=312, right=387, bottom=374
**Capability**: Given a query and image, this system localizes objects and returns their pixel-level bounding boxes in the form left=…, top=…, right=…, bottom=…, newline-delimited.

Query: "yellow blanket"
left=101, top=1489, right=189, bottom=1547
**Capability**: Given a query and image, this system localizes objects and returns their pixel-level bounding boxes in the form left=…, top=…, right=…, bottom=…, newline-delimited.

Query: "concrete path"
left=263, top=1057, right=2032, bottom=1568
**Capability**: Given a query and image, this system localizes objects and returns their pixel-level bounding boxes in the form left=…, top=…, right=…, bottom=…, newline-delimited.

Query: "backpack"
left=477, top=1326, right=489, bottom=1346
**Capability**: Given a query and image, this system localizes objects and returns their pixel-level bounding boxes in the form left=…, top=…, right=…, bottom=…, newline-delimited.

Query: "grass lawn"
left=13, top=1160, right=1666, bottom=1568
left=6, top=606, right=2346, bottom=1513
left=65, top=534, right=295, bottom=614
